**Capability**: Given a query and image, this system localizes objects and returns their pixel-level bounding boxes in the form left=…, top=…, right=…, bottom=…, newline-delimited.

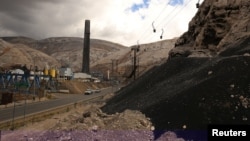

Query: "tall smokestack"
left=82, top=20, right=90, bottom=73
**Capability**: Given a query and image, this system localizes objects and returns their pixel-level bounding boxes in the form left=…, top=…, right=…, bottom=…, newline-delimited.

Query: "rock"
left=171, top=0, right=250, bottom=58
left=82, top=112, right=91, bottom=118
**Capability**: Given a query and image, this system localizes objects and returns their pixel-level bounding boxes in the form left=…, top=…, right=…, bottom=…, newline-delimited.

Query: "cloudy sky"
left=0, top=0, right=203, bottom=46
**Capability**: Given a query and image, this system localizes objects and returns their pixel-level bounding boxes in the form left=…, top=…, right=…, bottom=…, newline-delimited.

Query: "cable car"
left=196, top=0, right=200, bottom=8
left=152, top=21, right=156, bottom=32
left=160, top=29, right=164, bottom=39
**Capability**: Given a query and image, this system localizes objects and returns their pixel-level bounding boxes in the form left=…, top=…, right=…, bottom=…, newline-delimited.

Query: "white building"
left=73, top=73, right=91, bottom=80
left=73, top=73, right=95, bottom=82
left=59, top=67, right=73, bottom=79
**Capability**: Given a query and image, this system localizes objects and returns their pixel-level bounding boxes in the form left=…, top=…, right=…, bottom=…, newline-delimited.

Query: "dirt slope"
left=58, top=81, right=111, bottom=94
left=1, top=94, right=184, bottom=141
left=102, top=55, right=250, bottom=131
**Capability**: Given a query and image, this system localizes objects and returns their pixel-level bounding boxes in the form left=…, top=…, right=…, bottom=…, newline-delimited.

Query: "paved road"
left=0, top=86, right=118, bottom=123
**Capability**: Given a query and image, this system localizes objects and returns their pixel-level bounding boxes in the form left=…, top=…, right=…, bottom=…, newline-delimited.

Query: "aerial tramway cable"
left=137, top=1, right=171, bottom=43
left=136, top=0, right=196, bottom=44
left=141, top=1, right=184, bottom=42
left=162, top=0, right=194, bottom=31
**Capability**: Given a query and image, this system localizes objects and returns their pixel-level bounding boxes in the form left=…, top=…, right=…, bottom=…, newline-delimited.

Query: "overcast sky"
left=0, top=0, right=203, bottom=46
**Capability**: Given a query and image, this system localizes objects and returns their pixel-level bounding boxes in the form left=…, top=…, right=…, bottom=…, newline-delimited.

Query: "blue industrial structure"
left=0, top=72, right=56, bottom=94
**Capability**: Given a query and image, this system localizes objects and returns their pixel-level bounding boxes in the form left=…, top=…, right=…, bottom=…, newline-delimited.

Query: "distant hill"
left=0, top=36, right=176, bottom=79
left=91, top=38, right=176, bottom=80
left=0, top=38, right=59, bottom=70
left=35, top=37, right=128, bottom=72
left=0, top=36, right=127, bottom=71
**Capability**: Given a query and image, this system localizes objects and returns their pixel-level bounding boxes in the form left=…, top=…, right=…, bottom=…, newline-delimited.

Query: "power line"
left=137, top=2, right=180, bottom=44
left=162, top=0, right=194, bottom=28
left=138, top=0, right=195, bottom=44
left=137, top=0, right=172, bottom=43
left=154, top=3, right=179, bottom=30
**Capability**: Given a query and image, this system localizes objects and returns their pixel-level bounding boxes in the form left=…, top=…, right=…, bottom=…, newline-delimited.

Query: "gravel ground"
left=1, top=130, right=187, bottom=141
left=1, top=94, right=185, bottom=141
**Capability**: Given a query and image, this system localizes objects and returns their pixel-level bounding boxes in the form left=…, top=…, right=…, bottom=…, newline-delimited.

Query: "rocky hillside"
left=91, top=38, right=176, bottom=79
left=0, top=39, right=59, bottom=70
left=101, top=0, right=250, bottom=134
left=170, top=0, right=250, bottom=57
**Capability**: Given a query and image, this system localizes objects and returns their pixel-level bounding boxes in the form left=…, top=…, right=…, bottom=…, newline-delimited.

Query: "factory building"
left=73, top=72, right=91, bottom=82
left=58, top=67, right=73, bottom=80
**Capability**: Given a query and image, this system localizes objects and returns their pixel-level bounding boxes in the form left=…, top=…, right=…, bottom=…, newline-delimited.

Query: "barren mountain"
left=1, top=37, right=127, bottom=71
left=0, top=36, right=176, bottom=79
left=91, top=38, right=176, bottom=79
left=0, top=39, right=59, bottom=70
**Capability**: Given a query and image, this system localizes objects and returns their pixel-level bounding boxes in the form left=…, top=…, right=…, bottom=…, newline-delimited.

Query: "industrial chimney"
left=82, top=20, right=90, bottom=73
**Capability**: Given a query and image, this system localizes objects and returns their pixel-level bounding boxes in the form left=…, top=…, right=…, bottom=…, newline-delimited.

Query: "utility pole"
left=116, top=59, right=118, bottom=73
left=131, top=43, right=140, bottom=81
left=133, top=48, right=136, bottom=80
left=137, top=57, right=140, bottom=78
left=11, top=95, right=16, bottom=130
left=111, top=59, right=118, bottom=79
left=33, top=59, right=36, bottom=101
left=111, top=59, right=114, bottom=80
left=23, top=89, right=27, bottom=127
